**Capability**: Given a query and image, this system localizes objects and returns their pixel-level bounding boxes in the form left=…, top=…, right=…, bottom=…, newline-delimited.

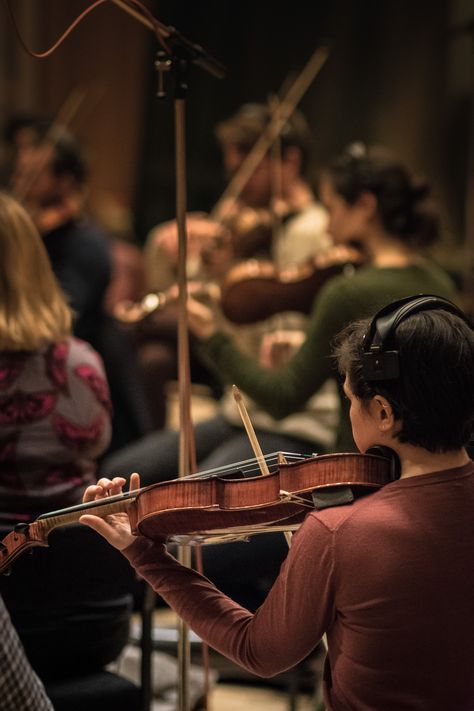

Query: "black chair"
left=0, top=523, right=143, bottom=710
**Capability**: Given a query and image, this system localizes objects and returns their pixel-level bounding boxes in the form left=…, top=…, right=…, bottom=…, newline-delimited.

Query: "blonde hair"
left=0, top=192, right=72, bottom=350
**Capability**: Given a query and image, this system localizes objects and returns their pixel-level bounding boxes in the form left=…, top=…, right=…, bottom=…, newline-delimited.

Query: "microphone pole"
left=110, top=3, right=226, bottom=710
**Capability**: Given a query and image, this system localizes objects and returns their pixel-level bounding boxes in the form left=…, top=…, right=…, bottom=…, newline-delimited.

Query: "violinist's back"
left=307, top=463, right=474, bottom=710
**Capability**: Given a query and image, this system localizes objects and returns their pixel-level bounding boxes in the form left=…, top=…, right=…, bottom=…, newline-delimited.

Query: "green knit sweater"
left=202, top=262, right=457, bottom=451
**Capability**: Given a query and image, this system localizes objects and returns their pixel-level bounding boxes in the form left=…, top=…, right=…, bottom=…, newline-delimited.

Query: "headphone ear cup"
left=362, top=349, right=399, bottom=381
left=362, top=294, right=470, bottom=382
left=365, top=445, right=401, bottom=481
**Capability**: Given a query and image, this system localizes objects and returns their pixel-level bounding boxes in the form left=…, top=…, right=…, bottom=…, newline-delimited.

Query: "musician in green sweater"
left=187, top=143, right=457, bottom=451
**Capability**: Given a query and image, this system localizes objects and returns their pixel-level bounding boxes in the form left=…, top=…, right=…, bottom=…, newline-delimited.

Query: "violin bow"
left=232, top=385, right=293, bottom=548
left=211, top=44, right=330, bottom=222
left=11, top=87, right=87, bottom=204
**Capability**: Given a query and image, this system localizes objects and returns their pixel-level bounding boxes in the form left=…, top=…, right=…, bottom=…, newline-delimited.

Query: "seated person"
left=126, top=102, right=330, bottom=429
left=184, top=143, right=458, bottom=454
left=0, top=193, right=130, bottom=683
left=82, top=295, right=474, bottom=711
left=5, top=115, right=152, bottom=452
left=0, top=192, right=111, bottom=520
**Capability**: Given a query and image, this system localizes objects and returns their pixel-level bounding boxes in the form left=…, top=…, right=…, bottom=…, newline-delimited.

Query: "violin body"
left=0, top=450, right=395, bottom=573
left=129, top=452, right=392, bottom=541
left=220, top=246, right=364, bottom=324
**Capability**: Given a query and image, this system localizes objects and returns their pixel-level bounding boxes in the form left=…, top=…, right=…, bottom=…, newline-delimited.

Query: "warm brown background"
left=0, top=0, right=472, bottom=284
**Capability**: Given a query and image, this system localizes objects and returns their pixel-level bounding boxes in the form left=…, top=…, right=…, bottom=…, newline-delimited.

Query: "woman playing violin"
left=81, top=297, right=474, bottom=710
left=185, top=143, right=458, bottom=452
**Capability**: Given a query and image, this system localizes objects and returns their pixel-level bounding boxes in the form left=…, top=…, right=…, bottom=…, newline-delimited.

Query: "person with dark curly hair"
left=81, top=294, right=474, bottom=711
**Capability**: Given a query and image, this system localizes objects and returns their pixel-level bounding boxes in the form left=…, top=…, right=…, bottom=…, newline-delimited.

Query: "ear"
left=369, top=394, right=395, bottom=433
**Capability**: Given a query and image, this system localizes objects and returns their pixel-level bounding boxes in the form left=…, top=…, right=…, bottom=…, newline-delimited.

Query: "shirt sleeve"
left=123, top=513, right=336, bottom=678
left=0, top=597, right=53, bottom=711
left=201, top=276, right=353, bottom=420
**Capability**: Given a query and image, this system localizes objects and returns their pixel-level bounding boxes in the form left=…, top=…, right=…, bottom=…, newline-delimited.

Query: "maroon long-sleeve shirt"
left=124, top=461, right=474, bottom=710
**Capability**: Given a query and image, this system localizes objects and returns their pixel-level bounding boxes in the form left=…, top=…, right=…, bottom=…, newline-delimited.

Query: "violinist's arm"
left=79, top=474, right=140, bottom=550
left=195, top=275, right=352, bottom=420
left=121, top=512, right=335, bottom=678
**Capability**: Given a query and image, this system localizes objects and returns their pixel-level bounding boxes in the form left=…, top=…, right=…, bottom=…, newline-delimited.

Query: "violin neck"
left=37, top=493, right=135, bottom=533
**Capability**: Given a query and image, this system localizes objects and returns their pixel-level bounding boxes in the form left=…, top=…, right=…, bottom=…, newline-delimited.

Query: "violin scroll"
left=0, top=523, right=49, bottom=574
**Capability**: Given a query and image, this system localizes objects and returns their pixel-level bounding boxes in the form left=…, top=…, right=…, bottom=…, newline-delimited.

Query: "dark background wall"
left=0, top=0, right=472, bottom=279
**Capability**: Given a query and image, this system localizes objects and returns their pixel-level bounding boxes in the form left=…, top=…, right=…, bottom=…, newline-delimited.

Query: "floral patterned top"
left=0, top=338, right=112, bottom=520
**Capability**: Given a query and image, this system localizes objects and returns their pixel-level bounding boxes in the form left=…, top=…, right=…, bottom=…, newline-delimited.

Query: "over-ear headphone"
left=362, top=294, right=470, bottom=382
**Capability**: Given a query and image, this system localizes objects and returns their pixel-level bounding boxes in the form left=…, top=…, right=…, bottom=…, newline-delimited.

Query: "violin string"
left=128, top=450, right=311, bottom=490
left=36, top=452, right=312, bottom=521
left=182, top=450, right=308, bottom=480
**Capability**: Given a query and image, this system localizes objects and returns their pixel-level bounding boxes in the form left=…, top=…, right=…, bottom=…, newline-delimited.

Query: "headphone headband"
left=362, top=294, right=469, bottom=382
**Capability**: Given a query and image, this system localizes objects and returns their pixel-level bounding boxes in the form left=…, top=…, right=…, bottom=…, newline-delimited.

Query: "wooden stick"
left=212, top=45, right=329, bottom=220
left=232, top=385, right=292, bottom=547
left=12, top=87, right=87, bottom=203
left=232, top=385, right=270, bottom=475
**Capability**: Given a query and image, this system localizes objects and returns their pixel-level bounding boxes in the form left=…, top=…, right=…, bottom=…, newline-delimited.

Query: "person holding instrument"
left=144, top=102, right=330, bottom=287
left=81, top=295, right=474, bottom=711
left=126, top=102, right=332, bottom=430
left=185, top=143, right=459, bottom=452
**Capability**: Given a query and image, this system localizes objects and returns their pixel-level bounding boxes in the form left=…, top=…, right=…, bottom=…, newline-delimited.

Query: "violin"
left=0, top=449, right=397, bottom=573
left=113, top=244, right=364, bottom=325
left=220, top=244, right=365, bottom=325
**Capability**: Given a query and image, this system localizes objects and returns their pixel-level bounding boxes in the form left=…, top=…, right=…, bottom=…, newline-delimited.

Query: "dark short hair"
left=334, top=309, right=474, bottom=452
left=323, top=143, right=439, bottom=247
left=215, top=103, right=313, bottom=174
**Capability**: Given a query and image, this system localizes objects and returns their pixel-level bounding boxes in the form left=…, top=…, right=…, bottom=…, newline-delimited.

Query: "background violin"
left=113, top=245, right=364, bottom=325
left=219, top=244, right=365, bottom=324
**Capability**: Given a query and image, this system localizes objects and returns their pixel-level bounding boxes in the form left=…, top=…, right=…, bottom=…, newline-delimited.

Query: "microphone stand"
left=110, top=4, right=226, bottom=710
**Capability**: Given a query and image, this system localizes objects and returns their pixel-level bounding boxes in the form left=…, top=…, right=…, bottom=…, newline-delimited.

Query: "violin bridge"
left=279, top=490, right=313, bottom=507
